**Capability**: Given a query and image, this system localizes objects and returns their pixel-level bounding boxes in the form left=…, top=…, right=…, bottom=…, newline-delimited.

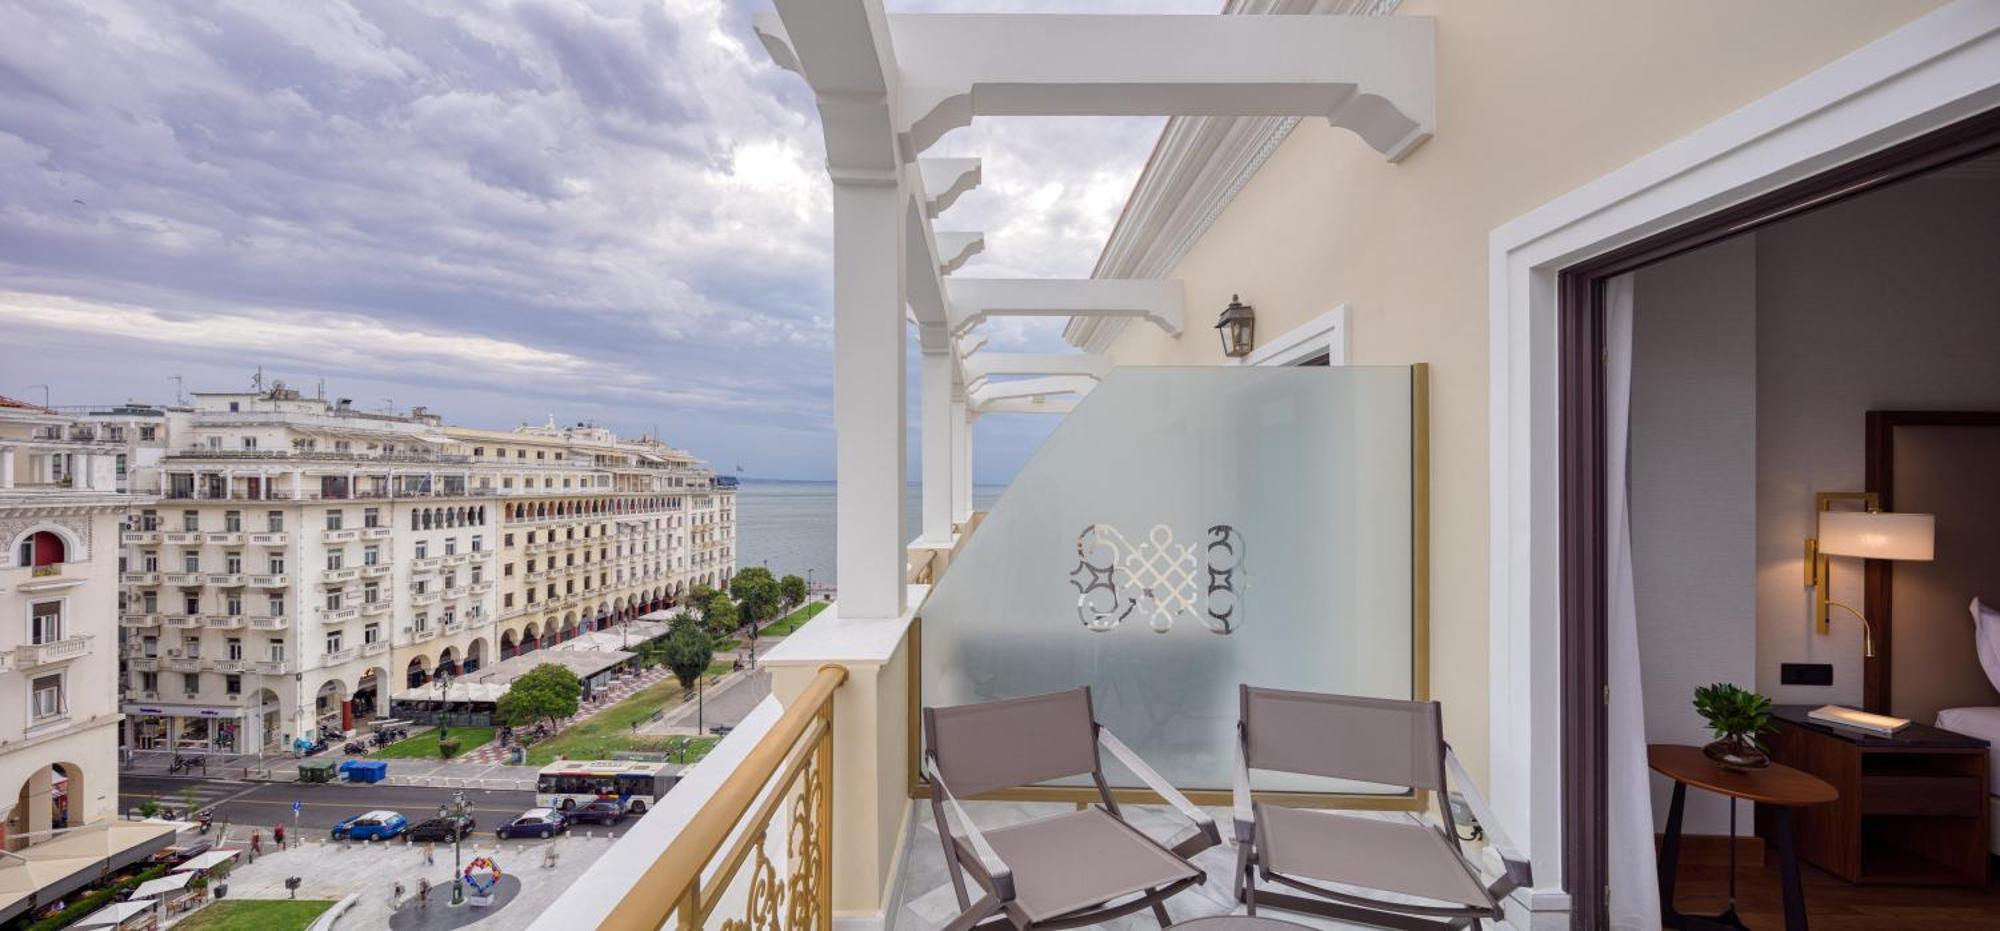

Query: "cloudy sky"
left=0, top=0, right=1210, bottom=481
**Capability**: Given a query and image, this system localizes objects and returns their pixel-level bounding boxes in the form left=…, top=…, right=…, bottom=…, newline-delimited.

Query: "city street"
left=118, top=775, right=641, bottom=839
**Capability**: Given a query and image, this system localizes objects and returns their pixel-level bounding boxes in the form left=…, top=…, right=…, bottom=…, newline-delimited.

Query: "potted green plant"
left=1692, top=682, right=1776, bottom=772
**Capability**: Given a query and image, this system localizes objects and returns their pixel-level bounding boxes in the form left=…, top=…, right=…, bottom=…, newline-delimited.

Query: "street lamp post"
left=441, top=791, right=471, bottom=906
left=434, top=669, right=454, bottom=745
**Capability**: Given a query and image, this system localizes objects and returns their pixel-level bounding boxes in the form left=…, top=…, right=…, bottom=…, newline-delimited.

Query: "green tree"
left=703, top=592, right=739, bottom=640
left=731, top=567, right=781, bottom=625
left=779, top=574, right=807, bottom=611
left=688, top=584, right=718, bottom=618
left=494, top=663, right=583, bottom=733
left=664, top=623, right=715, bottom=696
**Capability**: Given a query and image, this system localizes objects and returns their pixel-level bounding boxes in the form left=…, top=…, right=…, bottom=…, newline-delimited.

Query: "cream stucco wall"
left=1103, top=0, right=1945, bottom=782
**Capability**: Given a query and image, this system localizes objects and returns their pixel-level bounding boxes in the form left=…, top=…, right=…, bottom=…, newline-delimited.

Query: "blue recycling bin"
left=344, top=760, right=388, bottom=784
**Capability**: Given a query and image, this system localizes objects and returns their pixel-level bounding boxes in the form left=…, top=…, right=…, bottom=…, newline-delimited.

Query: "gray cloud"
left=0, top=0, right=1208, bottom=480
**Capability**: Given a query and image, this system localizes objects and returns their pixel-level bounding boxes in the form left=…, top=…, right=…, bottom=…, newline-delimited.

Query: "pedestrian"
left=274, top=823, right=286, bottom=849
left=417, top=877, right=431, bottom=910
left=391, top=880, right=405, bottom=910
left=423, top=841, right=435, bottom=866
left=250, top=831, right=263, bottom=858
left=542, top=844, right=559, bottom=870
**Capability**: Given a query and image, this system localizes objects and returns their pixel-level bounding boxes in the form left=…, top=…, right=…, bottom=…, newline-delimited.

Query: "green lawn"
left=174, top=900, right=334, bottom=931
left=760, top=601, right=828, bottom=637
left=369, top=726, right=496, bottom=760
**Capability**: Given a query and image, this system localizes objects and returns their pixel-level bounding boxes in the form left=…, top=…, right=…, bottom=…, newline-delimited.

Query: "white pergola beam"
left=973, top=396, right=1078, bottom=416
left=754, top=6, right=902, bottom=180
left=960, top=352, right=1112, bottom=386
left=969, top=375, right=1095, bottom=406
left=918, top=157, right=981, bottom=217
left=889, top=14, right=1434, bottom=161
left=934, top=231, right=985, bottom=274
left=946, top=277, right=1183, bottom=336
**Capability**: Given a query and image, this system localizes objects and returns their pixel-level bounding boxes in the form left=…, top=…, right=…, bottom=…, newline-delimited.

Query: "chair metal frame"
left=923, top=687, right=1222, bottom=931
left=1232, top=685, right=1533, bottom=931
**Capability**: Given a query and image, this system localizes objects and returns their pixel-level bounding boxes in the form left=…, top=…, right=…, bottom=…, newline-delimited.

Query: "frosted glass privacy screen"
left=919, top=365, right=1423, bottom=793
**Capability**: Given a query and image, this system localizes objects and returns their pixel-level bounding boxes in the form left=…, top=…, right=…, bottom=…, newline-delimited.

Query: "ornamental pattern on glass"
left=1070, top=523, right=1244, bottom=634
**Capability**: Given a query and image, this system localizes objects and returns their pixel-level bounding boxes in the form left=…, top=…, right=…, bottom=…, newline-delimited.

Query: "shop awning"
left=170, top=849, right=239, bottom=873
left=0, top=821, right=180, bottom=923
left=129, top=871, right=194, bottom=900
left=72, top=899, right=161, bottom=929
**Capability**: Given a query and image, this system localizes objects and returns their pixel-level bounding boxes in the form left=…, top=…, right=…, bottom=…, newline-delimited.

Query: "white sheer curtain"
left=1605, top=275, right=1662, bottom=930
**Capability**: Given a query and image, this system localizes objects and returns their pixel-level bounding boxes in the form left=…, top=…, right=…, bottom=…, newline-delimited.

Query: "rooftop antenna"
left=168, top=375, right=186, bottom=406
left=29, top=384, right=49, bottom=409
left=251, top=366, right=266, bottom=393
left=316, top=378, right=325, bottom=400
left=380, top=398, right=395, bottom=415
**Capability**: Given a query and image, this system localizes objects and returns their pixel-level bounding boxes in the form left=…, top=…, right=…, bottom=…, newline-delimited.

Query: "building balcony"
left=361, top=526, right=393, bottom=540
left=248, top=531, right=289, bottom=546
left=412, top=589, right=442, bottom=606
left=470, top=579, right=494, bottom=594
left=210, top=658, right=249, bottom=674
left=361, top=640, right=389, bottom=657
left=409, top=626, right=438, bottom=643
left=443, top=552, right=470, bottom=567
left=162, top=531, right=201, bottom=545
left=162, top=572, right=204, bottom=586
left=248, top=574, right=288, bottom=588
left=323, top=606, right=360, bottom=623
left=322, top=528, right=360, bottom=543
left=323, top=647, right=356, bottom=665
left=442, top=619, right=464, bottom=636
left=254, top=660, right=288, bottom=675
left=248, top=615, right=288, bottom=631
left=126, top=656, right=159, bottom=672
left=411, top=556, right=443, bottom=572
left=14, top=636, right=92, bottom=669
left=123, top=571, right=160, bottom=585
left=359, top=563, right=391, bottom=579
left=122, top=529, right=161, bottom=545
left=121, top=613, right=161, bottom=628
left=361, top=599, right=392, bottom=616
left=162, top=613, right=202, bottom=629
left=207, top=573, right=247, bottom=586
left=320, top=567, right=359, bottom=584
left=161, top=655, right=202, bottom=672
left=205, top=614, right=246, bottom=631
left=129, top=688, right=159, bottom=700
left=445, top=585, right=470, bottom=600
left=205, top=531, right=244, bottom=546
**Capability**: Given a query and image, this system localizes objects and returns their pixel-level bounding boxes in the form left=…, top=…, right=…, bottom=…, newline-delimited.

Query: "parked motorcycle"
left=343, top=740, right=367, bottom=754
left=196, top=811, right=214, bottom=835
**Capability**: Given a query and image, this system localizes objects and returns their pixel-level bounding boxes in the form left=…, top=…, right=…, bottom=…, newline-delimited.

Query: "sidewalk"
left=635, top=668, right=770, bottom=737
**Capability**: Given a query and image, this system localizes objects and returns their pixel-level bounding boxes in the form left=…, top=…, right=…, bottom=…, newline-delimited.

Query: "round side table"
left=1649, top=744, right=1837, bottom=931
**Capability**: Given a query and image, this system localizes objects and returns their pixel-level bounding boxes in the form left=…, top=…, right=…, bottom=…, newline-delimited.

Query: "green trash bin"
left=298, top=760, right=336, bottom=784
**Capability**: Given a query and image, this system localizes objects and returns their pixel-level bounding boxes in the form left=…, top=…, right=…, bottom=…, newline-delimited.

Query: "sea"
left=732, top=479, right=1005, bottom=586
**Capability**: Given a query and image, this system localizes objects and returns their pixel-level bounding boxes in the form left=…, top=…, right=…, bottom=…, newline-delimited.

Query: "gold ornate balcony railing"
left=601, top=663, right=845, bottom=931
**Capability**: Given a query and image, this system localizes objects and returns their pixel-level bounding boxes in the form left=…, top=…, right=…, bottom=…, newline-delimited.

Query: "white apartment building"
left=113, top=385, right=734, bottom=754
left=0, top=397, right=143, bottom=851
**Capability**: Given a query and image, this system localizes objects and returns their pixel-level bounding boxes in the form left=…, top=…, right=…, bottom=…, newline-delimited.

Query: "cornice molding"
left=1066, top=0, right=1400, bottom=352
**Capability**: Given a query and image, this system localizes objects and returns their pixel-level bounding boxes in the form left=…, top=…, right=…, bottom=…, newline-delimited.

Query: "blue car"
left=330, top=810, right=408, bottom=841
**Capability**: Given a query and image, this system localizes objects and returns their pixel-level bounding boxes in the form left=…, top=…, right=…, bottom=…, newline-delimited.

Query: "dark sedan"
left=405, top=816, right=476, bottom=843
left=568, top=800, right=626, bottom=826
left=495, top=808, right=569, bottom=840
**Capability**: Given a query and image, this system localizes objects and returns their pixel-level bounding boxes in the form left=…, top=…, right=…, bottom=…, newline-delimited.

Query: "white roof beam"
left=754, top=4, right=901, bottom=180
left=918, top=158, right=981, bottom=217
left=973, top=396, right=1078, bottom=416
left=946, top=278, right=1183, bottom=336
left=903, top=187, right=953, bottom=352
left=970, top=376, right=1095, bottom=406
left=960, top=352, right=1112, bottom=389
left=888, top=14, right=1434, bottom=162
left=934, top=231, right=985, bottom=275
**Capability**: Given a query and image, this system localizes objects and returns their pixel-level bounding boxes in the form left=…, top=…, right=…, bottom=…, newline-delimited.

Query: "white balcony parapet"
left=248, top=574, right=288, bottom=588
left=162, top=614, right=202, bottom=629
left=248, top=615, right=287, bottom=630
left=323, top=606, right=360, bottom=623
left=207, top=573, right=247, bottom=587
left=323, top=647, right=356, bottom=665
left=359, top=564, right=391, bottom=579
left=206, top=532, right=244, bottom=546
left=361, top=640, right=388, bottom=657
left=322, top=528, right=360, bottom=543
left=206, top=615, right=246, bottom=631
left=123, top=571, right=160, bottom=585
left=248, top=531, right=288, bottom=546
left=162, top=572, right=203, bottom=586
left=254, top=660, right=288, bottom=675
left=210, top=658, right=249, bottom=674
left=121, top=613, right=161, bottom=628
left=320, top=568, right=359, bottom=584
left=122, top=530, right=160, bottom=545
left=162, top=531, right=200, bottom=545
left=361, top=600, right=391, bottom=616
left=15, top=636, right=91, bottom=669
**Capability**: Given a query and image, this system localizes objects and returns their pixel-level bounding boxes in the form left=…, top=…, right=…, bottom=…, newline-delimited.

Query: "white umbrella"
left=72, top=899, right=159, bottom=929
left=128, top=871, right=193, bottom=899
left=169, top=849, right=239, bottom=873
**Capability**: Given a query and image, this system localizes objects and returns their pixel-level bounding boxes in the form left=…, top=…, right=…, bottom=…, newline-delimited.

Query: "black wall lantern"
left=1215, top=294, right=1255, bottom=359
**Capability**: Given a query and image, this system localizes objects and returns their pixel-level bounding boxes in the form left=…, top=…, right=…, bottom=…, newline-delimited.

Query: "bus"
left=535, top=759, right=678, bottom=814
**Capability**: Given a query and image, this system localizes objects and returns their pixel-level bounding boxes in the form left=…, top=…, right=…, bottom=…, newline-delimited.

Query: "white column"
left=0, top=445, right=14, bottom=489
left=951, top=398, right=973, bottom=524
left=73, top=453, right=92, bottom=491
left=291, top=470, right=304, bottom=501
left=223, top=470, right=233, bottom=499
left=833, top=178, right=908, bottom=620
left=919, top=349, right=955, bottom=545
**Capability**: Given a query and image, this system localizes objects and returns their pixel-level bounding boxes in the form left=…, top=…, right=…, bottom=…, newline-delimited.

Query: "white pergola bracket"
left=946, top=277, right=1183, bottom=336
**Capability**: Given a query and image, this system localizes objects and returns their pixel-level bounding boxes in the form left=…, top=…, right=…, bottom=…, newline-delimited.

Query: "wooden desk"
left=1762, top=705, right=1989, bottom=886
left=1651, top=744, right=1838, bottom=931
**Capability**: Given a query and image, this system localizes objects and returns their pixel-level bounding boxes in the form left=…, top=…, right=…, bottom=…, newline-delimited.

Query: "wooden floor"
left=1667, top=848, right=2000, bottom=931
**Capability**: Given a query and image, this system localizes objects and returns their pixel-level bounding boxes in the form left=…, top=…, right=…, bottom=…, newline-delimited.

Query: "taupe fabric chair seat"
left=924, top=687, right=1221, bottom=930
left=981, top=808, right=1203, bottom=923
left=1252, top=803, right=1487, bottom=908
